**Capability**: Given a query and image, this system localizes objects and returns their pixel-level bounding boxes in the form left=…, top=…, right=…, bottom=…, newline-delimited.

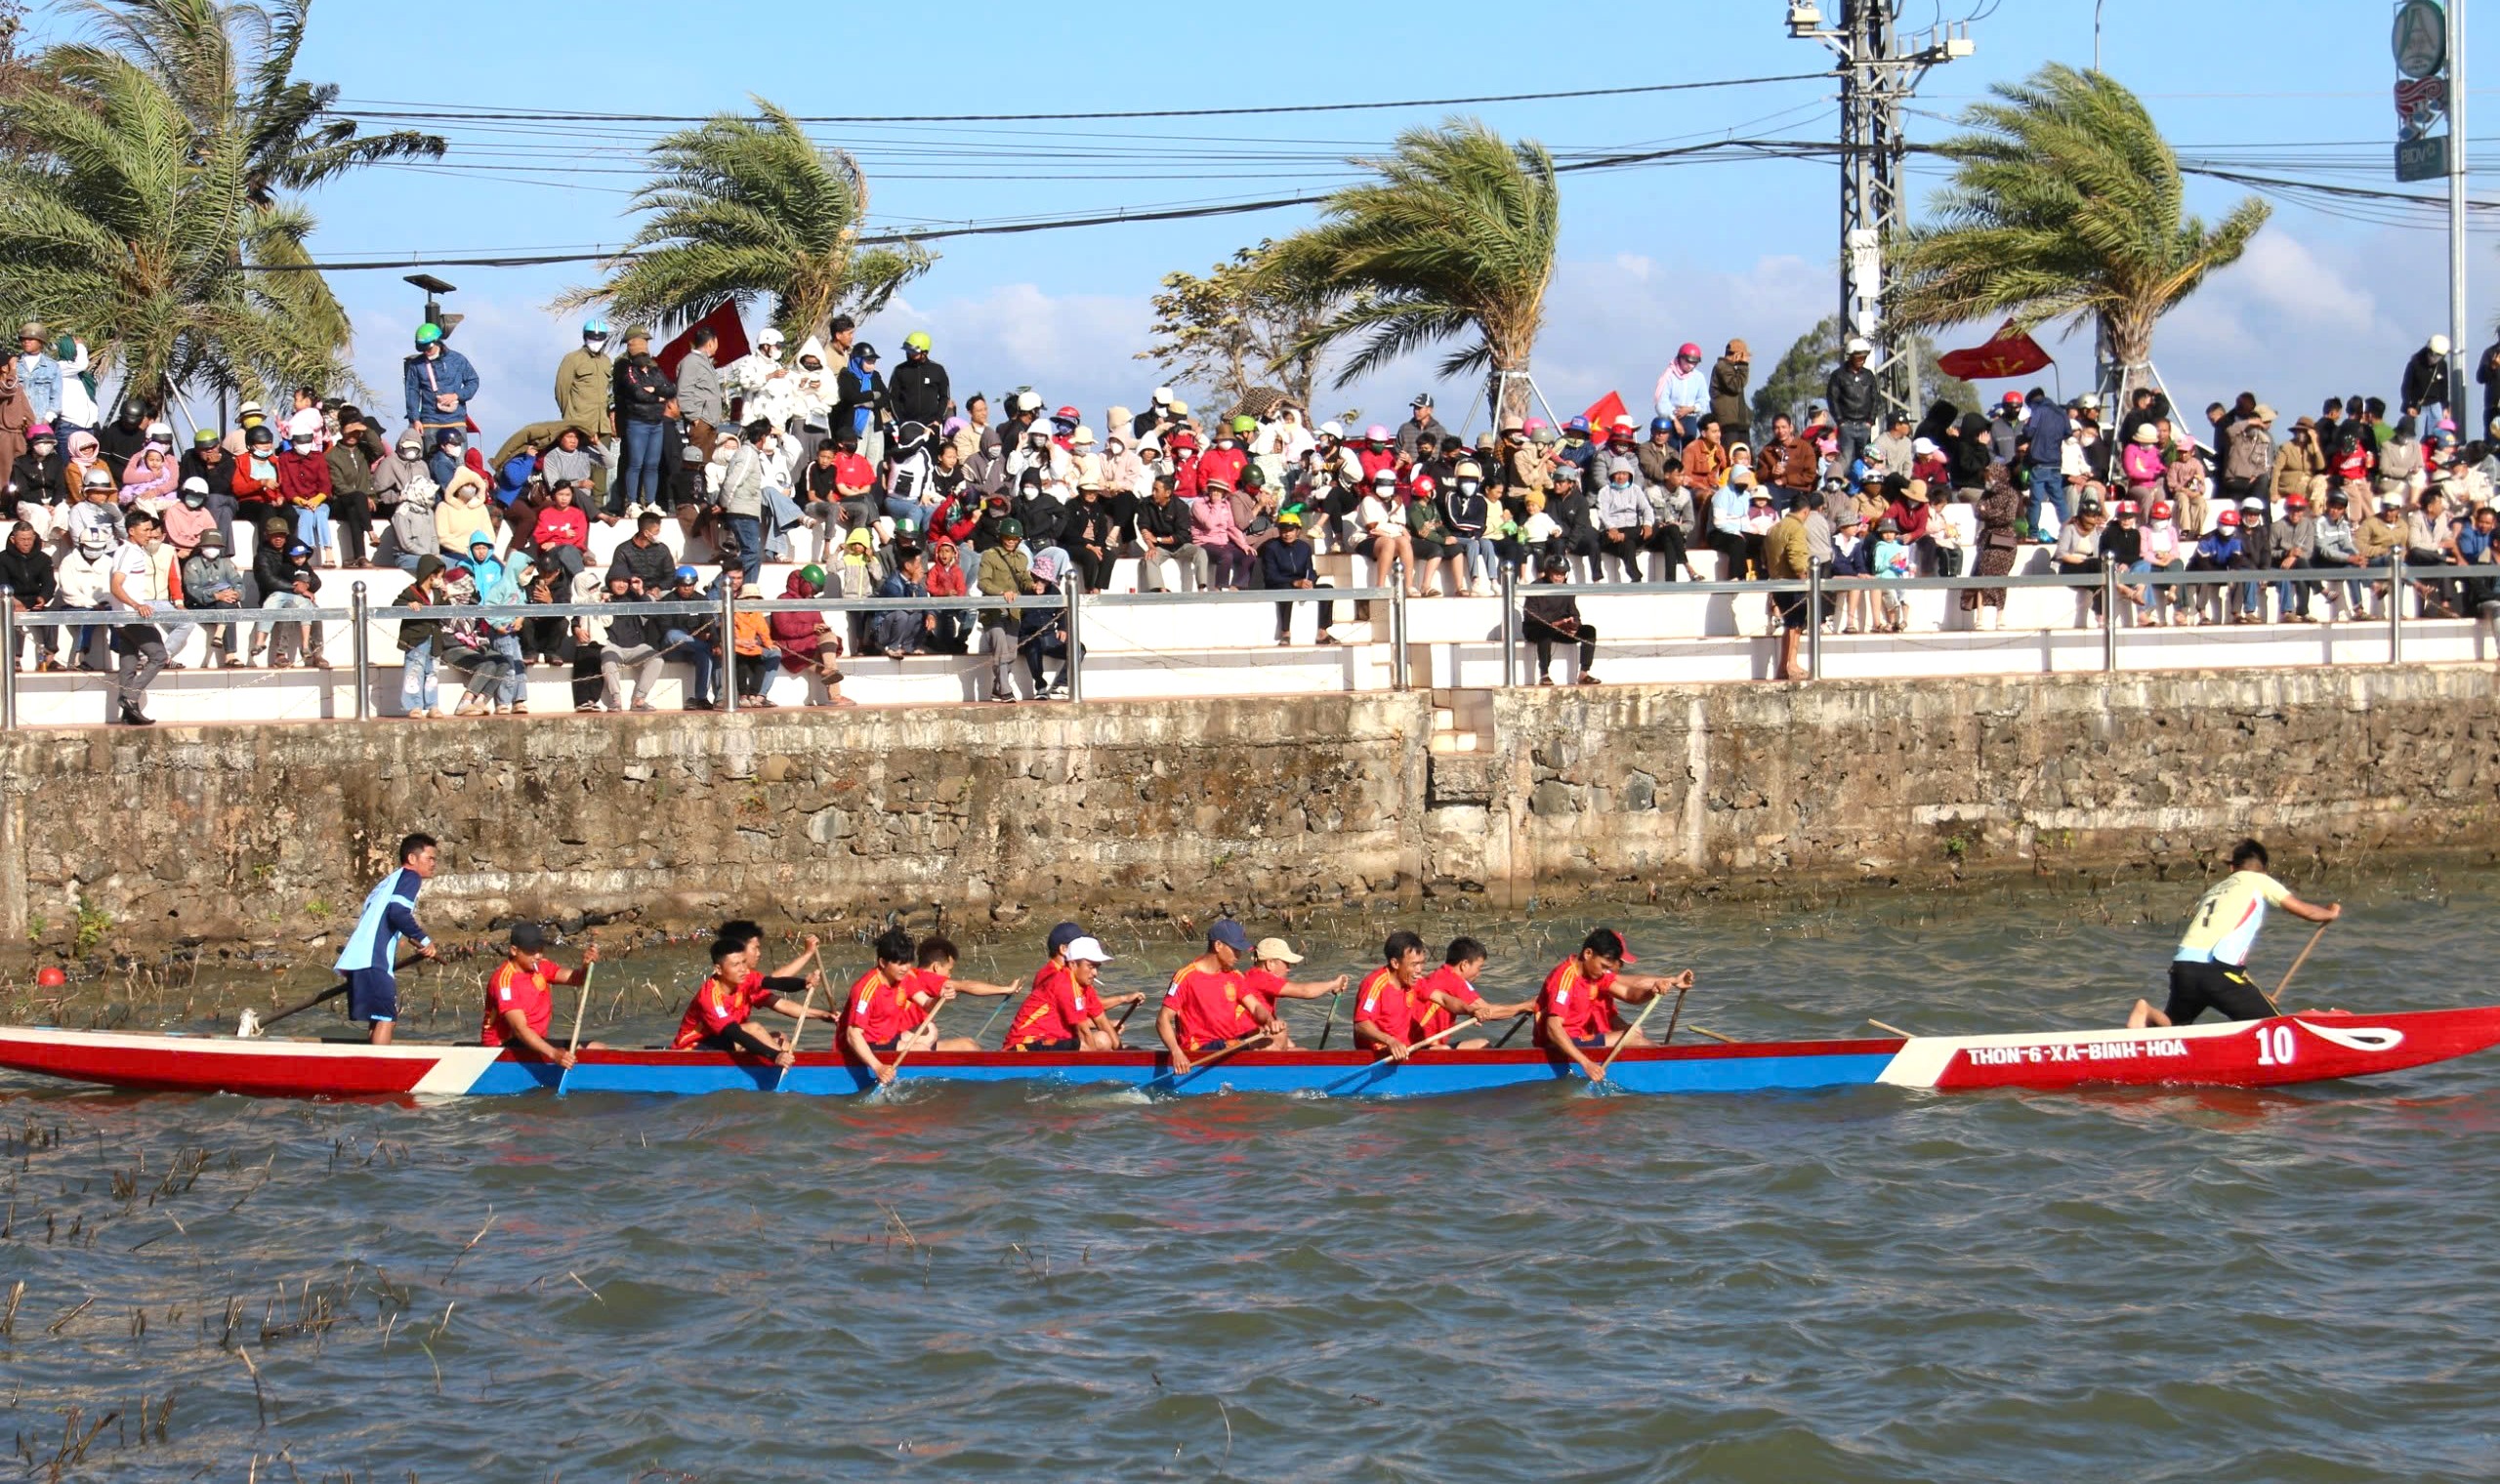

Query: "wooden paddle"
left=1660, top=983, right=1691, bottom=1045
left=1143, top=1030, right=1267, bottom=1092
left=552, top=955, right=598, bottom=1097
left=246, top=951, right=424, bottom=1037
left=2267, top=920, right=2332, bottom=1013
left=1491, top=1010, right=1533, bottom=1048
left=1688, top=1025, right=1740, bottom=1044
left=1593, top=994, right=1667, bottom=1084
left=770, top=978, right=822, bottom=1093
left=1316, top=987, right=1345, bottom=1050
left=1320, top=1016, right=1481, bottom=1094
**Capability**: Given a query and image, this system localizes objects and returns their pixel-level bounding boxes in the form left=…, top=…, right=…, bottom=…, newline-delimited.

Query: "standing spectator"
left=403, top=323, right=478, bottom=441
left=555, top=318, right=614, bottom=433
left=107, top=511, right=183, bottom=725
left=714, top=424, right=767, bottom=583
left=1653, top=343, right=1708, bottom=439
left=13, top=324, right=59, bottom=432
left=50, top=335, right=97, bottom=441
left=1763, top=496, right=1812, bottom=678
left=2477, top=333, right=2500, bottom=440
left=1964, top=463, right=2021, bottom=630
left=2401, top=334, right=2453, bottom=433
left=1710, top=340, right=1752, bottom=448
left=835, top=342, right=892, bottom=453
left=672, top=325, right=724, bottom=454
left=889, top=332, right=949, bottom=431
left=607, top=327, right=676, bottom=517
left=394, top=555, right=448, bottom=718
left=1396, top=393, right=1449, bottom=461
left=2022, top=388, right=2071, bottom=540
left=182, top=526, right=244, bottom=668
left=1824, top=338, right=1880, bottom=476
left=0, top=521, right=58, bottom=670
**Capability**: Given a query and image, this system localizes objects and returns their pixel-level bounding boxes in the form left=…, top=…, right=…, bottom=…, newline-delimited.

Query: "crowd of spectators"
left=3, top=312, right=2497, bottom=721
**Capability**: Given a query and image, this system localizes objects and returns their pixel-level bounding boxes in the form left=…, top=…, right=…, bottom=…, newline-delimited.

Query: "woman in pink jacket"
left=1190, top=474, right=1253, bottom=589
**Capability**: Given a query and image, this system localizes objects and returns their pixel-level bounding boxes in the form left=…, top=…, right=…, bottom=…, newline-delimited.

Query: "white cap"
left=1062, top=935, right=1113, bottom=964
left=2431, top=333, right=2453, bottom=355
left=1151, top=386, right=1173, bottom=404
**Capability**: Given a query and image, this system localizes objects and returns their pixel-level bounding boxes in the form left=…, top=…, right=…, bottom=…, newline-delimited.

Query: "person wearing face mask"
left=554, top=317, right=614, bottom=436
left=226, top=422, right=278, bottom=537
left=1438, top=459, right=1498, bottom=596
left=6, top=425, right=68, bottom=543
left=180, top=525, right=246, bottom=669
left=402, top=323, right=478, bottom=441
left=607, top=327, right=677, bottom=518
left=57, top=525, right=119, bottom=673
left=0, top=521, right=59, bottom=671
left=1595, top=456, right=1650, bottom=583
left=163, top=475, right=218, bottom=559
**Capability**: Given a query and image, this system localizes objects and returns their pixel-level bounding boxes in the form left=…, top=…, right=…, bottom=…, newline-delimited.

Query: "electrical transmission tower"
left=1786, top=3, right=1973, bottom=416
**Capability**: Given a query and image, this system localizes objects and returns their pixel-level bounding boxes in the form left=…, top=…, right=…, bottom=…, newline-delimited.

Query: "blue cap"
left=1650, top=417, right=1675, bottom=433
left=674, top=564, right=699, bottom=585
left=1564, top=416, right=1590, bottom=433
left=1207, top=919, right=1253, bottom=954
left=286, top=541, right=312, bottom=558
left=1046, top=922, right=1086, bottom=953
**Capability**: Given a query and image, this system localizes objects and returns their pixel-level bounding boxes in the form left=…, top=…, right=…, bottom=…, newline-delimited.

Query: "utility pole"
left=1788, top=2, right=1974, bottom=417
left=2447, top=0, right=2469, bottom=425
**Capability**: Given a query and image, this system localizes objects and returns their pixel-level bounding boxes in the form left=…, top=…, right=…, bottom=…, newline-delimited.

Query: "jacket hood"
left=795, top=334, right=829, bottom=369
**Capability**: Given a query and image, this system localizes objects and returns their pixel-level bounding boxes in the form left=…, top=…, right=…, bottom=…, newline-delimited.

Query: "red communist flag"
left=657, top=301, right=750, bottom=380
left=1583, top=390, right=1629, bottom=433
left=1936, top=320, right=2053, bottom=381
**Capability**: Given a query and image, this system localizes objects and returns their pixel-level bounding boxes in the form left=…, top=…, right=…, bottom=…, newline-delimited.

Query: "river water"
left=3, top=865, right=2496, bottom=1481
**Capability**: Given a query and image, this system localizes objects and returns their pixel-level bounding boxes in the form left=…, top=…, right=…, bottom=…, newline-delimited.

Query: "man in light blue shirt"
left=333, top=833, right=441, bottom=1044
left=15, top=324, right=59, bottom=428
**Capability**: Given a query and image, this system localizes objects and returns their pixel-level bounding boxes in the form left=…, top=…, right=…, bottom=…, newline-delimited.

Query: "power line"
left=333, top=71, right=1832, bottom=128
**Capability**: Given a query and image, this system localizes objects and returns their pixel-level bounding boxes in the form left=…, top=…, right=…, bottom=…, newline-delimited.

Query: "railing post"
left=351, top=581, right=370, bottom=721
left=2102, top=560, right=2118, bottom=674
left=1061, top=574, right=1084, bottom=704
left=720, top=579, right=738, bottom=714
left=2390, top=550, right=2405, bottom=665
left=1806, top=563, right=1824, bottom=681
left=0, top=585, right=16, bottom=731
left=1498, top=563, right=1519, bottom=688
left=1389, top=559, right=1410, bottom=692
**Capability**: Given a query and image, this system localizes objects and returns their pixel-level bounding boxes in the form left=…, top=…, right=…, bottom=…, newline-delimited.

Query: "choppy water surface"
left=5, top=867, right=2500, bottom=1481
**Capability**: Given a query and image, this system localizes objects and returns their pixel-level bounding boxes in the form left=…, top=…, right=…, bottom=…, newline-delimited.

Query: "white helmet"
left=1845, top=336, right=1873, bottom=356
left=2431, top=333, right=2453, bottom=355
left=1317, top=421, right=1344, bottom=440
left=758, top=327, right=785, bottom=347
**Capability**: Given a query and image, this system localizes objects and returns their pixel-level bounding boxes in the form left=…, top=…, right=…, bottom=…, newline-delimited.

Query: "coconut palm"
left=562, top=101, right=932, bottom=344
left=44, top=0, right=444, bottom=360
left=1262, top=117, right=1560, bottom=423
left=0, top=40, right=343, bottom=409
left=1887, top=63, right=2269, bottom=392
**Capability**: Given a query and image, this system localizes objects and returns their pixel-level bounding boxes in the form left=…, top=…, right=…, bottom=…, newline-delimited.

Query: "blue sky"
left=22, top=0, right=2496, bottom=436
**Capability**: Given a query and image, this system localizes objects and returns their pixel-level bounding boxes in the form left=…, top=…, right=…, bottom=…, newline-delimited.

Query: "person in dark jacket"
left=608, top=328, right=678, bottom=515
left=1709, top=340, right=1752, bottom=447
left=1062, top=486, right=1119, bottom=593
left=2399, top=334, right=2452, bottom=432
left=1823, top=338, right=1880, bottom=476
left=1521, top=555, right=1597, bottom=683
left=0, top=520, right=58, bottom=668
left=6, top=426, right=67, bottom=528
left=888, top=333, right=949, bottom=429
left=326, top=408, right=384, bottom=567
left=605, top=511, right=678, bottom=591
left=1258, top=514, right=1335, bottom=644
left=252, top=522, right=324, bottom=666
left=835, top=345, right=893, bottom=445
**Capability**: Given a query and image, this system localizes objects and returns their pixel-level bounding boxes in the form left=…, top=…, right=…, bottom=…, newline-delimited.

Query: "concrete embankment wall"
left=7, top=665, right=2494, bottom=953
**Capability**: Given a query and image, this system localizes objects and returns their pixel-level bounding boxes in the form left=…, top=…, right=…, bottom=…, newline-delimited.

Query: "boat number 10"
left=2253, top=1025, right=2297, bottom=1066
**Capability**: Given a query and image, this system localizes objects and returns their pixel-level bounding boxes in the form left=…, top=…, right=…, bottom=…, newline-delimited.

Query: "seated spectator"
left=0, top=521, right=60, bottom=671
left=925, top=538, right=970, bottom=652
left=163, top=476, right=218, bottom=560
left=1258, top=513, right=1336, bottom=646
left=656, top=564, right=720, bottom=711
left=873, top=544, right=935, bottom=658
left=583, top=570, right=665, bottom=713
left=434, top=474, right=495, bottom=559
left=56, top=526, right=116, bottom=672
left=496, top=435, right=541, bottom=507
left=720, top=567, right=778, bottom=707
left=770, top=565, right=850, bottom=706
left=529, top=481, right=593, bottom=580
left=181, top=527, right=245, bottom=668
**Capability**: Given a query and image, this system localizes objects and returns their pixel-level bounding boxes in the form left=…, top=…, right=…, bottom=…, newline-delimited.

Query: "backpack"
left=2223, top=424, right=2273, bottom=484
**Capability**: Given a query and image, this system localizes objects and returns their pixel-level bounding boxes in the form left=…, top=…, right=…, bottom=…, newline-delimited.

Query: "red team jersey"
left=480, top=960, right=563, bottom=1048
left=1237, top=967, right=1289, bottom=1016
left=1007, top=962, right=1101, bottom=1048
left=845, top=968, right=924, bottom=1047
left=1353, top=966, right=1414, bottom=1045
left=1407, top=965, right=1481, bottom=1040
left=1539, top=958, right=1619, bottom=1045
left=1165, top=962, right=1257, bottom=1051
left=672, top=971, right=774, bottom=1051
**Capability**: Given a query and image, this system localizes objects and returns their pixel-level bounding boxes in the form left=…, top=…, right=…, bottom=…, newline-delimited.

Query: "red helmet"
left=2149, top=501, right=2173, bottom=521
left=1677, top=342, right=1701, bottom=360
left=2218, top=509, right=2240, bottom=527
left=1054, top=404, right=1080, bottom=424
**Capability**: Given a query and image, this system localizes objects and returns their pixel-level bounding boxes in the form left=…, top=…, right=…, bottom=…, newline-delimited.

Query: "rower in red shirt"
left=479, top=922, right=603, bottom=1067
left=1538, top=927, right=1695, bottom=1084
left=1156, top=919, right=1280, bottom=1075
left=1240, top=935, right=1347, bottom=1050
left=1406, top=935, right=1536, bottom=1050
left=898, top=935, right=1023, bottom=1050
left=841, top=928, right=934, bottom=1085
left=1353, top=930, right=1432, bottom=1059
left=671, top=925, right=831, bottom=1063
left=1006, top=935, right=1139, bottom=1050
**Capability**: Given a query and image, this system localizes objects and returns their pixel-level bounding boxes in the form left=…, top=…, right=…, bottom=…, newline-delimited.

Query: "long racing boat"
left=0, top=1007, right=2493, bottom=1100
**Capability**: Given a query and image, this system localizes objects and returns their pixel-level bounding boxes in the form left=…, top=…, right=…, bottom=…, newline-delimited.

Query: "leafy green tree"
left=1137, top=241, right=1347, bottom=414
left=1753, top=315, right=1978, bottom=432
left=1888, top=63, right=2267, bottom=391
left=1263, top=118, right=1558, bottom=423
left=563, top=101, right=931, bottom=344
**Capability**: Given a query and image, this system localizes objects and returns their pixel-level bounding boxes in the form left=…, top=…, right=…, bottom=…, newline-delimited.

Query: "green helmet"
left=903, top=331, right=933, bottom=353
left=1230, top=414, right=1257, bottom=434
left=413, top=323, right=443, bottom=347
left=799, top=563, right=827, bottom=587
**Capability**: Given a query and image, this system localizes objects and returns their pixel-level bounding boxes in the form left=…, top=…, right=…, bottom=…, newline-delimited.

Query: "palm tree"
left=562, top=101, right=932, bottom=344
left=0, top=40, right=342, bottom=410
left=1888, top=63, right=2269, bottom=393
left=45, top=0, right=444, bottom=362
left=1262, top=118, right=1560, bottom=423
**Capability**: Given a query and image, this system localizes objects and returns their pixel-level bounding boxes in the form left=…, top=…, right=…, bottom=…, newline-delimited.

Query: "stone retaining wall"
left=6, top=665, right=2493, bottom=954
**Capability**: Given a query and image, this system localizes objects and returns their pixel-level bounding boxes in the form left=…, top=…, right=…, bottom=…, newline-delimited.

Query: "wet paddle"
left=1592, top=995, right=1666, bottom=1085
left=245, top=952, right=423, bottom=1037
left=552, top=957, right=598, bottom=1098
left=770, top=978, right=822, bottom=1093
left=1660, top=983, right=1691, bottom=1044
left=2268, top=920, right=2332, bottom=1013
left=1320, top=1017, right=1480, bottom=1094
left=1316, top=988, right=1345, bottom=1049
left=1143, top=1031, right=1267, bottom=1093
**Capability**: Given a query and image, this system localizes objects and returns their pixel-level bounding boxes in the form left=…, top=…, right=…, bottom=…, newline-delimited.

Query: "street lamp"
left=404, top=272, right=461, bottom=337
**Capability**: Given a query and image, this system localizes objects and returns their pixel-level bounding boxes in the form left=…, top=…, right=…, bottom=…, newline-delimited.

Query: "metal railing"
left=0, top=549, right=2477, bottom=729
